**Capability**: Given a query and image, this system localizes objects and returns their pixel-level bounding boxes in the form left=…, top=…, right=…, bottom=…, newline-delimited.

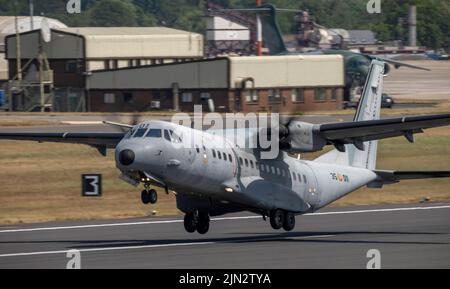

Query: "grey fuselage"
left=115, top=120, right=377, bottom=217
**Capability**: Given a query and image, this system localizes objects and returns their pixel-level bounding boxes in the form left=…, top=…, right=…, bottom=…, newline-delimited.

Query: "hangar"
left=87, top=55, right=345, bottom=113
left=5, top=27, right=204, bottom=111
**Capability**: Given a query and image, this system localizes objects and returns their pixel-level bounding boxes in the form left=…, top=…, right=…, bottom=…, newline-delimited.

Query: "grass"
left=0, top=127, right=449, bottom=225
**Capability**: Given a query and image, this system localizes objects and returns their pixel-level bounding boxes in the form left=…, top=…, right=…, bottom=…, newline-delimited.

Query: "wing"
left=0, top=132, right=125, bottom=155
left=318, top=114, right=450, bottom=147
left=375, top=57, right=431, bottom=71
left=370, top=170, right=450, bottom=187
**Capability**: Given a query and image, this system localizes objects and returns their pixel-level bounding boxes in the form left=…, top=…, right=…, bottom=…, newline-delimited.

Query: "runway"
left=0, top=203, right=449, bottom=269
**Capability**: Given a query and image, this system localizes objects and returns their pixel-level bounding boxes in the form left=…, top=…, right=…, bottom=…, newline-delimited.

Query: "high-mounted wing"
left=0, top=132, right=126, bottom=156
left=318, top=113, right=450, bottom=147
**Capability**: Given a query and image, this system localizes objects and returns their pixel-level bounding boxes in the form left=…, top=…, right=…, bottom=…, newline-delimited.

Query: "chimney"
left=408, top=5, right=417, bottom=47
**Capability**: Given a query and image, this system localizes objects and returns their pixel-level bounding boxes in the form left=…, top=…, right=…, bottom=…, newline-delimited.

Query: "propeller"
left=103, top=113, right=142, bottom=133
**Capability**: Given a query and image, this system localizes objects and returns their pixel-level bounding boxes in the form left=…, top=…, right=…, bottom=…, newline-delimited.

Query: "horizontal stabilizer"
left=369, top=170, right=450, bottom=187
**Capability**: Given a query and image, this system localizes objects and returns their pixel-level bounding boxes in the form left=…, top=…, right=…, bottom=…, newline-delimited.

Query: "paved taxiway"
left=0, top=203, right=449, bottom=269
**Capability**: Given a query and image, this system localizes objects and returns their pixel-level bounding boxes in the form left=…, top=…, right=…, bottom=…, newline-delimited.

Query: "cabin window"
left=223, top=153, right=227, bottom=161
left=271, top=166, right=276, bottom=174
left=245, top=159, right=249, bottom=167
left=212, top=150, right=217, bottom=158
left=218, top=152, right=222, bottom=160
left=250, top=160, right=254, bottom=169
left=260, top=165, right=265, bottom=172
left=276, top=168, right=281, bottom=176
left=228, top=154, right=233, bottom=162
left=196, top=146, right=200, bottom=153
left=292, top=172, right=297, bottom=181
left=239, top=157, right=244, bottom=165
left=134, top=128, right=148, bottom=138
left=146, top=129, right=162, bottom=138
left=298, top=174, right=302, bottom=182
left=303, top=175, right=307, bottom=183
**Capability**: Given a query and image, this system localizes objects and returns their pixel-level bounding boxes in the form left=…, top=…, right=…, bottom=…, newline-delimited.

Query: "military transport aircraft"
left=1, top=60, right=450, bottom=235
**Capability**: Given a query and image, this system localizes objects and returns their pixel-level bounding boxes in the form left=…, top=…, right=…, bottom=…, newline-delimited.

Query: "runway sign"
left=82, top=174, right=102, bottom=197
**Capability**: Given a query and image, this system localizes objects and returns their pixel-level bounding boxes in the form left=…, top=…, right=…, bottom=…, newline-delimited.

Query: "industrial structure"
left=87, top=55, right=344, bottom=113
left=0, top=16, right=67, bottom=87
left=5, top=27, right=203, bottom=112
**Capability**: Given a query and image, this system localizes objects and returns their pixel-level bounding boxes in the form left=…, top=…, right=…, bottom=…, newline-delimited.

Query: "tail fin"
left=258, top=4, right=288, bottom=55
left=315, top=60, right=385, bottom=169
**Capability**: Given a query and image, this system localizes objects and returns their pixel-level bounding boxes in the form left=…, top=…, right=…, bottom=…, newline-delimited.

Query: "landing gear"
left=196, top=212, right=210, bottom=235
left=269, top=209, right=284, bottom=230
left=183, top=211, right=210, bottom=234
left=269, top=210, right=296, bottom=231
left=283, top=212, right=296, bottom=232
left=184, top=212, right=197, bottom=233
left=141, top=189, right=157, bottom=205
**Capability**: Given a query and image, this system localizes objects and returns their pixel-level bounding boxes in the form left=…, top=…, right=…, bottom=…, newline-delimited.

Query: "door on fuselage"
left=303, top=164, right=320, bottom=209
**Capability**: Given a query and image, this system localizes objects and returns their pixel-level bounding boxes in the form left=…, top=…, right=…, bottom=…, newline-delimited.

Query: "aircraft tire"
left=141, top=190, right=150, bottom=205
left=149, top=189, right=158, bottom=204
left=196, top=212, right=210, bottom=235
left=283, top=212, right=296, bottom=231
left=270, top=210, right=284, bottom=230
left=184, top=213, right=197, bottom=233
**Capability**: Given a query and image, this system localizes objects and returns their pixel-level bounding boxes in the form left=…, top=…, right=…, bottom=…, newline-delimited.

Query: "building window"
left=200, top=92, right=210, bottom=100
left=123, top=92, right=133, bottom=103
left=245, top=90, right=259, bottom=103
left=182, top=92, right=193, bottom=103
left=65, top=60, right=78, bottom=73
left=104, top=93, right=115, bottom=104
left=292, top=88, right=305, bottom=103
left=315, top=88, right=326, bottom=102
left=331, top=88, right=338, bottom=101
left=269, top=89, right=281, bottom=102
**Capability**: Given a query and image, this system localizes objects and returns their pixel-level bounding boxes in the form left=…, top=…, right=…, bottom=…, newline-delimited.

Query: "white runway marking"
left=0, top=204, right=449, bottom=234
left=0, top=235, right=336, bottom=258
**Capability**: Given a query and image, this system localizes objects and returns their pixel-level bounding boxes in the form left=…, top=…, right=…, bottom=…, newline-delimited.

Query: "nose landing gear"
left=141, top=183, right=157, bottom=205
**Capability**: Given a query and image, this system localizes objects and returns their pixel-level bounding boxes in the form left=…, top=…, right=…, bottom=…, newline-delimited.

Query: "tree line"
left=0, top=0, right=448, bottom=50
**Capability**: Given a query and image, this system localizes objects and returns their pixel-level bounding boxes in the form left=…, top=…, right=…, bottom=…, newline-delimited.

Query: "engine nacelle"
left=283, top=121, right=327, bottom=153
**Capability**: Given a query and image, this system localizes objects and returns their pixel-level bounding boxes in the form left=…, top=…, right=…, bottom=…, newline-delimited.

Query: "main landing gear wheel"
left=270, top=210, right=284, bottom=230
left=183, top=211, right=210, bottom=234
left=196, top=212, right=210, bottom=235
left=184, top=212, right=197, bottom=233
left=283, top=212, right=296, bottom=232
left=141, top=189, right=158, bottom=205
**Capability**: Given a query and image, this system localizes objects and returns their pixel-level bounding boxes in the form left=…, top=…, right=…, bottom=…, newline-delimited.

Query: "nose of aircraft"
left=119, top=149, right=135, bottom=166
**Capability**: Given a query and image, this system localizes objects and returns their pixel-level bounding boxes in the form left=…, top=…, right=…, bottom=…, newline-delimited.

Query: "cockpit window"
left=125, top=129, right=135, bottom=139
left=134, top=128, right=148, bottom=138
left=164, top=130, right=171, bottom=141
left=146, top=129, right=162, bottom=138
left=169, top=130, right=183, bottom=143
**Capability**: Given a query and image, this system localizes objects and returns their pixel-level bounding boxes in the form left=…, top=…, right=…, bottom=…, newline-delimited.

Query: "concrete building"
left=5, top=27, right=204, bottom=111
left=87, top=55, right=345, bottom=113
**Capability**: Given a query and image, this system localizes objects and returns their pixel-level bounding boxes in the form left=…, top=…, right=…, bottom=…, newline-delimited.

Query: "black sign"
left=82, top=174, right=102, bottom=197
